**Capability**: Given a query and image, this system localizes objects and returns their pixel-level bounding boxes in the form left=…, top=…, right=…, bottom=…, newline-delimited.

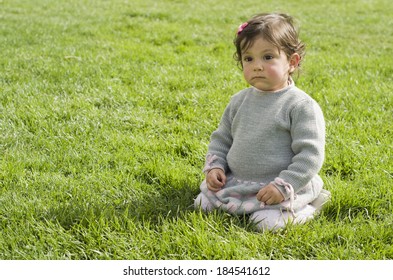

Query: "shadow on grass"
left=43, top=182, right=201, bottom=230
left=42, top=182, right=256, bottom=235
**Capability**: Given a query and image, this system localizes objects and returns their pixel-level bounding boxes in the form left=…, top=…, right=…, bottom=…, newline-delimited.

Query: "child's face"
left=241, top=37, right=298, bottom=91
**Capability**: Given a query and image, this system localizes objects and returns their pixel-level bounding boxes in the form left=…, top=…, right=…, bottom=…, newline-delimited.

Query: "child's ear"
left=289, top=53, right=300, bottom=73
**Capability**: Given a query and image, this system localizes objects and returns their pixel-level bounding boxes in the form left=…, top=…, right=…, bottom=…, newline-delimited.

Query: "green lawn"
left=0, top=0, right=392, bottom=259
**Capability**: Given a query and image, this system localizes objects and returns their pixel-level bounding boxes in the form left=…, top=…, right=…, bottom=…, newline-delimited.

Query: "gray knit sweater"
left=203, top=82, right=325, bottom=204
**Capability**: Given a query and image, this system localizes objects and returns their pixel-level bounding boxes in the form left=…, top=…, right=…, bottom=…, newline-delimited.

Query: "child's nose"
left=253, top=61, right=263, bottom=71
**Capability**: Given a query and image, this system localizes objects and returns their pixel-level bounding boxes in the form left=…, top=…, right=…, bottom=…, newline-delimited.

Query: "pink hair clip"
left=237, top=22, right=249, bottom=35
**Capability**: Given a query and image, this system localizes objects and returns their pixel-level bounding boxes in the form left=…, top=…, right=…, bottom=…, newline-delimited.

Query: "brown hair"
left=234, top=13, right=306, bottom=74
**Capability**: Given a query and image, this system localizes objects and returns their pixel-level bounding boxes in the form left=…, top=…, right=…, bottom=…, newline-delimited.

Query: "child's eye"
left=243, top=56, right=253, bottom=62
left=264, top=55, right=274, bottom=60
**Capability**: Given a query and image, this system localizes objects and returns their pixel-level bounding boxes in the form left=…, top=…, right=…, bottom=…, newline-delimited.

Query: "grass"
left=0, top=0, right=392, bottom=259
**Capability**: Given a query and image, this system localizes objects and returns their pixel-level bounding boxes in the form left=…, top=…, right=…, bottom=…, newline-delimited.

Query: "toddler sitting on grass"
left=194, top=13, right=330, bottom=231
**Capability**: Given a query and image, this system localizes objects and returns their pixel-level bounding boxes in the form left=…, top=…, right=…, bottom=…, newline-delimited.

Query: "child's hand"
left=256, top=183, right=285, bottom=205
left=206, top=169, right=226, bottom=192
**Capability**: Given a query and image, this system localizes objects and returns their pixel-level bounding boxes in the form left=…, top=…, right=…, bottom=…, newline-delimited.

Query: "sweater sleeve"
left=277, top=99, right=325, bottom=192
left=203, top=104, right=234, bottom=174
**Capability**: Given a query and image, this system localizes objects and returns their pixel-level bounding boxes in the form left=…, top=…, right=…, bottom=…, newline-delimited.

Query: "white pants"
left=194, top=192, right=316, bottom=231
